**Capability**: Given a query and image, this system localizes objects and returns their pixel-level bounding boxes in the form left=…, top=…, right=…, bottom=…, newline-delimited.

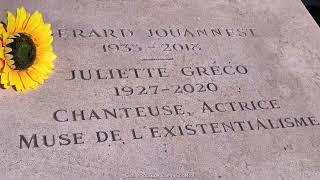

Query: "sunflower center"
left=7, top=33, right=36, bottom=70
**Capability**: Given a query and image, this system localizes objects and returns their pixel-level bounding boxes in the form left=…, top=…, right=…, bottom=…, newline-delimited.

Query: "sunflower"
left=0, top=7, right=56, bottom=92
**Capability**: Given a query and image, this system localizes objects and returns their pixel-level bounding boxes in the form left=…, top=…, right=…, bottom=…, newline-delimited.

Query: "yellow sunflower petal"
left=33, top=65, right=49, bottom=77
left=0, top=47, right=4, bottom=59
left=24, top=11, right=44, bottom=33
left=22, top=12, right=31, bottom=30
left=36, top=44, right=54, bottom=54
left=27, top=67, right=45, bottom=84
left=2, top=32, right=9, bottom=40
left=0, top=24, right=5, bottom=35
left=0, top=60, right=4, bottom=70
left=5, top=53, right=13, bottom=61
left=10, top=71, right=25, bottom=91
left=2, top=63, right=12, bottom=73
left=30, top=24, right=52, bottom=46
left=0, top=71, right=10, bottom=88
left=8, top=71, right=16, bottom=84
left=4, top=47, right=12, bottom=54
left=6, top=11, right=16, bottom=34
left=8, top=60, right=15, bottom=65
left=34, top=34, right=53, bottom=48
left=15, top=7, right=28, bottom=32
left=37, top=61, right=54, bottom=71
left=35, top=50, right=56, bottom=64
left=32, top=64, right=52, bottom=75
left=5, top=38, right=14, bottom=45
left=19, top=71, right=38, bottom=90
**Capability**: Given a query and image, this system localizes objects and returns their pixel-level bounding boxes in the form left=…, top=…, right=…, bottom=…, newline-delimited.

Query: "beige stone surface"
left=0, top=0, right=320, bottom=179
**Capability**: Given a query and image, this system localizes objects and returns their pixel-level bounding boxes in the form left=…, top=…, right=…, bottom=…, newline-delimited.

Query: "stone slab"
left=0, top=0, right=320, bottom=179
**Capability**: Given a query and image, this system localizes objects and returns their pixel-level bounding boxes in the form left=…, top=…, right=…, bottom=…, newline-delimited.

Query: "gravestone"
left=1, top=0, right=320, bottom=179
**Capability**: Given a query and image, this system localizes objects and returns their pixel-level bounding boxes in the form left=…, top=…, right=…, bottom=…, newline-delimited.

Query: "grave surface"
left=0, top=0, right=320, bottom=179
